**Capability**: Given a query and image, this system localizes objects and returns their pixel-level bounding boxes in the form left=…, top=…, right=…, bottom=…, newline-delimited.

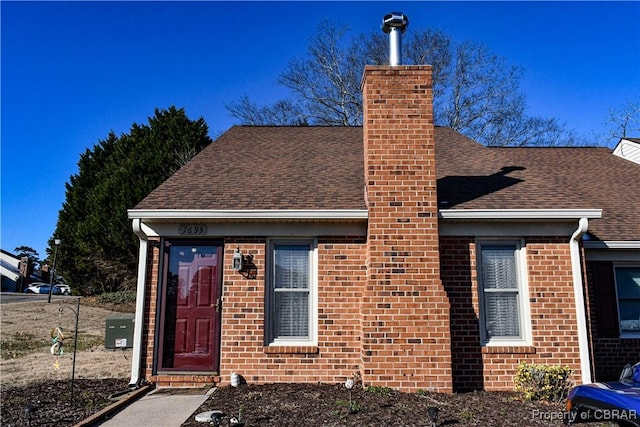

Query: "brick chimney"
left=361, top=64, right=453, bottom=392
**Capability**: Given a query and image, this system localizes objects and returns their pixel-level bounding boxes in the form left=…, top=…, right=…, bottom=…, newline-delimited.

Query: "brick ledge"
left=482, top=346, right=536, bottom=354
left=263, top=346, right=319, bottom=354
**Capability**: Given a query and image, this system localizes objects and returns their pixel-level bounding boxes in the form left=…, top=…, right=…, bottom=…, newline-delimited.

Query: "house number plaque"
left=178, top=224, right=208, bottom=235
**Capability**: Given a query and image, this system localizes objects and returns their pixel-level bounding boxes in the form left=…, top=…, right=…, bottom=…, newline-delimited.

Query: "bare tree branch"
left=227, top=21, right=575, bottom=146
left=606, top=99, right=640, bottom=142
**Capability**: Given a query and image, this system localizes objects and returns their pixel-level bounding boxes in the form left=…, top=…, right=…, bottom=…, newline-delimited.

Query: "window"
left=615, top=265, right=640, bottom=335
left=266, top=240, right=317, bottom=345
left=477, top=241, right=530, bottom=345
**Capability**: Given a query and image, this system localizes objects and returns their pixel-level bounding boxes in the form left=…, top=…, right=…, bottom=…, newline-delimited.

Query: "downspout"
left=129, top=218, right=148, bottom=388
left=570, top=218, right=592, bottom=384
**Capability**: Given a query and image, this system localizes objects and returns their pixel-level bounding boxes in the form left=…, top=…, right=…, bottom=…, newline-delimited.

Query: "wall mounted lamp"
left=232, top=247, right=243, bottom=271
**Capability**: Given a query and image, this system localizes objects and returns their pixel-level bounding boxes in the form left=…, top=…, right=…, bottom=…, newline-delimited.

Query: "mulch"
left=0, top=378, right=128, bottom=427
left=180, top=382, right=571, bottom=426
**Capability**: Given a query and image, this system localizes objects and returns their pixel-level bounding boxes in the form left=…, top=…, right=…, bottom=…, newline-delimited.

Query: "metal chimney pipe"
left=382, top=12, right=409, bottom=66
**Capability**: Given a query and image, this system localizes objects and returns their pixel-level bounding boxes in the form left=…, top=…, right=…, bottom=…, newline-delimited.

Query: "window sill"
left=482, top=345, right=536, bottom=354
left=619, top=332, right=640, bottom=340
left=263, top=346, right=319, bottom=355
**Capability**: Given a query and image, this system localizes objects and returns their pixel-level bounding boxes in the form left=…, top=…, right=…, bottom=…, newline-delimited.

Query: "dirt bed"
left=1, top=378, right=130, bottom=426
left=180, top=382, right=580, bottom=427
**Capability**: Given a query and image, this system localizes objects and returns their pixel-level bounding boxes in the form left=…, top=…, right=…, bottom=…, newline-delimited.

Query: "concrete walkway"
left=96, top=387, right=215, bottom=427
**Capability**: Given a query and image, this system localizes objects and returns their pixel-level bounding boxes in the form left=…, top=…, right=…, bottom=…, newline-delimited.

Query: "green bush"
left=95, top=290, right=136, bottom=305
left=514, top=362, right=574, bottom=402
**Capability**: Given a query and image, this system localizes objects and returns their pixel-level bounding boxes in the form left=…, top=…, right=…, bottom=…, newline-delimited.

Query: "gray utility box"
left=105, top=313, right=134, bottom=349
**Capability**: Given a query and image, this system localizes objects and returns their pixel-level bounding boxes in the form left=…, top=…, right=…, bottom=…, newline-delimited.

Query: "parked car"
left=56, top=284, right=72, bottom=295
left=24, top=282, right=62, bottom=295
left=566, top=362, right=640, bottom=426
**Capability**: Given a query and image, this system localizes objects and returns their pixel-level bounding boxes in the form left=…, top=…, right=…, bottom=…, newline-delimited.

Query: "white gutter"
left=570, top=218, right=592, bottom=384
left=0, top=264, right=20, bottom=282
left=129, top=218, right=148, bottom=388
left=0, top=252, right=21, bottom=269
left=439, top=209, right=602, bottom=220
left=128, top=208, right=606, bottom=222
left=127, top=209, right=368, bottom=220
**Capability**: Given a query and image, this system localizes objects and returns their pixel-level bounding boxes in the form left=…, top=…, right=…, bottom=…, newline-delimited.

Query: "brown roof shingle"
left=134, top=126, right=365, bottom=211
left=134, top=126, right=640, bottom=241
left=487, top=146, right=640, bottom=242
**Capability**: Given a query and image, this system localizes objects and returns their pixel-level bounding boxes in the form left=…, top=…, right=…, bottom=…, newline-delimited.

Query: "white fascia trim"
left=128, top=209, right=368, bottom=220
left=439, top=209, right=602, bottom=220
left=583, top=241, right=640, bottom=249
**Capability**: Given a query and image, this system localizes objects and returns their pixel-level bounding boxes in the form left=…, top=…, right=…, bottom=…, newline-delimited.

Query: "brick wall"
left=143, top=237, right=367, bottom=388
left=584, top=261, right=640, bottom=381
left=139, top=232, right=631, bottom=391
left=590, top=338, right=640, bottom=381
left=361, top=65, right=452, bottom=392
left=441, top=236, right=584, bottom=391
left=140, top=238, right=159, bottom=385
left=440, top=237, right=483, bottom=391
left=141, top=232, right=592, bottom=390
left=219, top=238, right=366, bottom=385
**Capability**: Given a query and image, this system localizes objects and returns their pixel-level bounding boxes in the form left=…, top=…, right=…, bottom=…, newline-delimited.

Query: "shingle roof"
left=134, top=126, right=365, bottom=211
left=487, top=146, right=640, bottom=242
left=134, top=126, right=640, bottom=242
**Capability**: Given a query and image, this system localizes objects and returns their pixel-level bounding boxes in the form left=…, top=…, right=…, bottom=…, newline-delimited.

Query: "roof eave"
left=583, top=241, right=640, bottom=249
left=439, top=208, right=603, bottom=221
left=129, top=208, right=604, bottom=222
left=128, top=209, right=369, bottom=221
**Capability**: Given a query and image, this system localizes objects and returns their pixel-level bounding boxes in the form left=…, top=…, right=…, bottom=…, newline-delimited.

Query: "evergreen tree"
left=51, top=107, right=212, bottom=294
left=13, top=246, right=40, bottom=265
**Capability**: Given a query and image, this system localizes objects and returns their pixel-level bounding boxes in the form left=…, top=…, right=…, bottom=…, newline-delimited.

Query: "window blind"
left=481, top=244, right=520, bottom=338
left=273, top=244, right=310, bottom=338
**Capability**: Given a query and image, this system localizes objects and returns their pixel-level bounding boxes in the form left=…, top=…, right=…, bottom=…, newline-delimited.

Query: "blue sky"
left=2, top=1, right=639, bottom=261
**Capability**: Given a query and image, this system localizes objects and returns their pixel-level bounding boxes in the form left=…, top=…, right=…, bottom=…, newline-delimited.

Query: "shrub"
left=95, top=290, right=136, bottom=305
left=365, top=385, right=393, bottom=396
left=514, top=362, right=574, bottom=402
left=335, top=399, right=364, bottom=414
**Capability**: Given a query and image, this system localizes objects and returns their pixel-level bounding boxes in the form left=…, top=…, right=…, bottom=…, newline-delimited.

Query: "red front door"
left=159, top=241, right=222, bottom=372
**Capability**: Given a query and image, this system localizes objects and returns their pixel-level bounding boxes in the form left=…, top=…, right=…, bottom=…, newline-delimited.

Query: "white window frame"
left=613, top=263, right=640, bottom=339
left=265, top=238, right=318, bottom=346
left=477, top=239, right=532, bottom=346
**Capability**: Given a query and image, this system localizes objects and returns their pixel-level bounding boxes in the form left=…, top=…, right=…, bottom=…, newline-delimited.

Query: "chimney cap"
left=382, top=12, right=409, bottom=33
